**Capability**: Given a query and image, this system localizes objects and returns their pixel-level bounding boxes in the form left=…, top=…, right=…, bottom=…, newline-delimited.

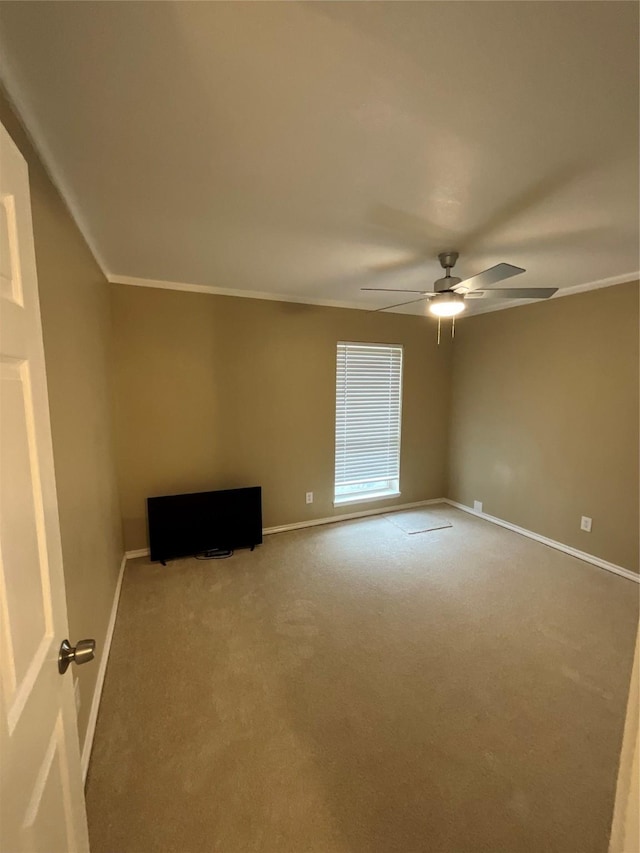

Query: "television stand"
left=196, top=548, right=233, bottom=560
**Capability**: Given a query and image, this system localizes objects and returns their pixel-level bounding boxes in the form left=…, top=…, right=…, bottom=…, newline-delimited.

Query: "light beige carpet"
left=86, top=506, right=638, bottom=853
left=383, top=508, right=453, bottom=534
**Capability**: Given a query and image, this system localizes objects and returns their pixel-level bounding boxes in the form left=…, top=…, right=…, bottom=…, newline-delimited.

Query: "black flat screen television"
left=147, top=486, right=262, bottom=563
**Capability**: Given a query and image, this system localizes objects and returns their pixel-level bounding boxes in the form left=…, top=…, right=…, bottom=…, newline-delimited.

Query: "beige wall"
left=448, top=282, right=639, bottom=573
left=0, top=92, right=123, bottom=746
left=110, top=284, right=453, bottom=551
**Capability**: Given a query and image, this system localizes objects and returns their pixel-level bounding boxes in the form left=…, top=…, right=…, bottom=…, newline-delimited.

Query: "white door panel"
left=0, top=120, right=90, bottom=851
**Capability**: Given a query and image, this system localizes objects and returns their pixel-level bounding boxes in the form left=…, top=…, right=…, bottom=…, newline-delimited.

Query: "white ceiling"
left=0, top=1, right=638, bottom=316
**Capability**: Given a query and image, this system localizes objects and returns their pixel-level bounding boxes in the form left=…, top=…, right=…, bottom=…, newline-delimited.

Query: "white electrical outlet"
left=473, top=500, right=483, bottom=513
left=74, top=679, right=81, bottom=712
left=580, top=516, right=592, bottom=532
left=306, top=492, right=313, bottom=504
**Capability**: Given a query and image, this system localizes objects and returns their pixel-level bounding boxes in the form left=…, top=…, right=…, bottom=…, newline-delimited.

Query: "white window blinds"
left=334, top=342, right=403, bottom=504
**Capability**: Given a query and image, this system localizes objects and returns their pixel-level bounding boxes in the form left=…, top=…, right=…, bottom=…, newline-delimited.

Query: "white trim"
left=334, top=490, right=401, bottom=507
left=108, top=274, right=370, bottom=313
left=123, top=547, right=150, bottom=561
left=124, top=498, right=446, bottom=559
left=443, top=499, right=639, bottom=583
left=264, top=498, right=443, bottom=535
left=80, top=553, right=127, bottom=783
left=464, top=272, right=639, bottom=316
left=550, top=271, right=639, bottom=297
left=109, top=271, right=639, bottom=317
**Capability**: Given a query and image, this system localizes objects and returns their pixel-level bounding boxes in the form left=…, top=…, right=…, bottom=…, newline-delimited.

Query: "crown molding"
left=0, top=55, right=110, bottom=278
left=108, top=274, right=372, bottom=312
left=552, top=270, right=640, bottom=296
left=109, top=270, right=639, bottom=316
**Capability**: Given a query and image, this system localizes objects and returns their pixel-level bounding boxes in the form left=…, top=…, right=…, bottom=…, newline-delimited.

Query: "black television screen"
left=147, top=486, right=262, bottom=562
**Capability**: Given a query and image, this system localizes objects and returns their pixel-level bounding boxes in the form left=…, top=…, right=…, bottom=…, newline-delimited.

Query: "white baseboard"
left=124, top=547, right=150, bottom=560
left=81, top=552, right=127, bottom=782
left=263, top=498, right=445, bottom=535
left=124, top=498, right=446, bottom=560
left=443, top=499, right=639, bottom=584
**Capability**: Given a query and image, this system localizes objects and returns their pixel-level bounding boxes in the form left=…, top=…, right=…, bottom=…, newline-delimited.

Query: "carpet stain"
left=536, top=623, right=584, bottom=652
left=561, top=665, right=614, bottom=701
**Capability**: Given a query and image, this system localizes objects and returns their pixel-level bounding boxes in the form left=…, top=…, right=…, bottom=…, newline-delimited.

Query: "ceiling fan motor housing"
left=434, top=275, right=462, bottom=292
left=438, top=251, right=459, bottom=270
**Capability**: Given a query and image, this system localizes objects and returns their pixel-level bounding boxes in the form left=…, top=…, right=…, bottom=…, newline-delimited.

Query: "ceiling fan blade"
left=454, top=262, right=525, bottom=292
left=479, top=287, right=558, bottom=299
left=361, top=287, right=428, bottom=293
left=371, top=296, right=429, bottom=313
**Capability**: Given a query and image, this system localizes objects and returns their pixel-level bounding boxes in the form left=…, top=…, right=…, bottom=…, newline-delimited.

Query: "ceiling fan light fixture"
left=428, top=291, right=466, bottom=317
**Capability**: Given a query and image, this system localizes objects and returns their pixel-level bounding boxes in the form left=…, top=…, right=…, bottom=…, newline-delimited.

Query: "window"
left=334, top=342, right=403, bottom=505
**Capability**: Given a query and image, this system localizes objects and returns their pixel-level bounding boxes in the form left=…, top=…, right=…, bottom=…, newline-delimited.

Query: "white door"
left=0, top=121, right=90, bottom=851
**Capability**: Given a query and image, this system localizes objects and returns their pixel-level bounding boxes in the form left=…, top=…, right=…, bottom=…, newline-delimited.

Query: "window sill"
left=333, top=490, right=401, bottom=508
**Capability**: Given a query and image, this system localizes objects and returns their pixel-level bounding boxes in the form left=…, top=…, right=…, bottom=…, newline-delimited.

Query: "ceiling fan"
left=361, top=252, right=558, bottom=316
